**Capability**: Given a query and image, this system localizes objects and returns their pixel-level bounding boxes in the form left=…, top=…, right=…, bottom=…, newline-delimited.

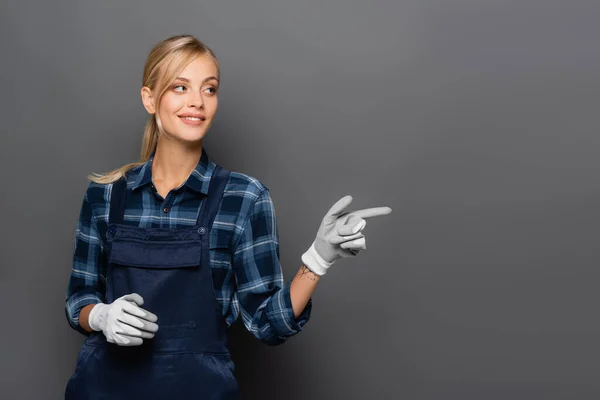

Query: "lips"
left=179, top=114, right=206, bottom=121
left=178, top=113, right=206, bottom=126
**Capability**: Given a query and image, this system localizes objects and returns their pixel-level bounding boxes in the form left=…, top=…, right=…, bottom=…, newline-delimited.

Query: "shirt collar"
left=130, top=147, right=215, bottom=195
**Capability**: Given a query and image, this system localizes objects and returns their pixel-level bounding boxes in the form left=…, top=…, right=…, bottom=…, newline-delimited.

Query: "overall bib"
left=65, top=165, right=239, bottom=399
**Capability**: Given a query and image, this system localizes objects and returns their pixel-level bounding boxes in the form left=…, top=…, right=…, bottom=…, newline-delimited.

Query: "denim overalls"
left=65, top=164, right=239, bottom=399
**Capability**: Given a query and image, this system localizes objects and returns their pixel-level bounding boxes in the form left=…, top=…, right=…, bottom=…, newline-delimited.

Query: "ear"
left=141, top=86, right=156, bottom=114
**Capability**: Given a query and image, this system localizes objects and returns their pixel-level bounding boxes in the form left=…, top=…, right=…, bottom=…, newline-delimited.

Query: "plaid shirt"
left=65, top=148, right=311, bottom=346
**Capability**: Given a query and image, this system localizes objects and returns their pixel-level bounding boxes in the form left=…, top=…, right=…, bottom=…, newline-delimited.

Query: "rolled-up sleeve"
left=232, top=188, right=312, bottom=346
left=65, top=186, right=106, bottom=336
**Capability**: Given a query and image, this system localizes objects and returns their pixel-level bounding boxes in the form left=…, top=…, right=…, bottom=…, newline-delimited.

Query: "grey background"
left=1, top=0, right=599, bottom=399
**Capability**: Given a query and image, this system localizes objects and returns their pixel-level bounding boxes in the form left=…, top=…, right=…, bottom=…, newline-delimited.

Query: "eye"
left=173, top=84, right=187, bottom=92
left=203, top=86, right=217, bottom=95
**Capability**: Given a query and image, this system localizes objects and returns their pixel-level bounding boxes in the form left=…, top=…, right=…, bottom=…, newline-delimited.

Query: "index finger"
left=348, top=206, right=392, bottom=220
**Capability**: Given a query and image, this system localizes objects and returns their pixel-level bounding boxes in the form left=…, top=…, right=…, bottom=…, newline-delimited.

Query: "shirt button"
left=163, top=207, right=169, bottom=213
left=197, top=227, right=206, bottom=235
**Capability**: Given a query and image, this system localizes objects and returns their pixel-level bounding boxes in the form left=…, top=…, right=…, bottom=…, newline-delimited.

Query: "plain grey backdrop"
left=1, top=0, right=599, bottom=399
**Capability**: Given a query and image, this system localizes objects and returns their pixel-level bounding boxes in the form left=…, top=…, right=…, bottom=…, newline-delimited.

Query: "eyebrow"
left=175, top=76, right=219, bottom=84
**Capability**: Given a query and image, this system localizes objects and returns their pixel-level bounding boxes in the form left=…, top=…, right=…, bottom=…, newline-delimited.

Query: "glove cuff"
left=301, top=241, right=334, bottom=276
left=87, top=303, right=105, bottom=332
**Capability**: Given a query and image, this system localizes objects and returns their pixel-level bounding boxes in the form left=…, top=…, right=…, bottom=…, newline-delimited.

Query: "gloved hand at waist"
left=88, top=293, right=159, bottom=346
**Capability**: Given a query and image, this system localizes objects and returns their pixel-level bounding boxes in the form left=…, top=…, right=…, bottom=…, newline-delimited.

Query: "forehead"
left=177, top=54, right=219, bottom=81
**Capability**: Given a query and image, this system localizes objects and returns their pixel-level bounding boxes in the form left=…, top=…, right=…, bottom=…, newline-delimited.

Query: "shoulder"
left=218, top=170, right=279, bottom=250
left=81, top=181, right=110, bottom=225
left=225, top=170, right=269, bottom=202
left=84, top=181, right=112, bottom=205
left=219, top=170, right=274, bottom=235
left=83, top=174, right=129, bottom=224
left=206, top=168, right=271, bottom=248
left=85, top=164, right=143, bottom=204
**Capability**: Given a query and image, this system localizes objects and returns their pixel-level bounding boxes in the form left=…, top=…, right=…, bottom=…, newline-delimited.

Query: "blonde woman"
left=64, top=34, right=392, bottom=399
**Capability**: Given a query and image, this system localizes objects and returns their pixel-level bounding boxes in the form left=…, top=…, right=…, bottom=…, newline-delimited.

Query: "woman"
left=64, top=34, right=392, bottom=399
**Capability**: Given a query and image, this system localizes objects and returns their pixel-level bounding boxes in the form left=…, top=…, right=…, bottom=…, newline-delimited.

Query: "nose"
left=188, top=91, right=204, bottom=108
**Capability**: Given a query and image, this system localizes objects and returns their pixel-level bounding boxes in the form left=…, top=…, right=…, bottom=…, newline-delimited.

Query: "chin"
left=176, top=131, right=208, bottom=143
left=163, top=126, right=210, bottom=143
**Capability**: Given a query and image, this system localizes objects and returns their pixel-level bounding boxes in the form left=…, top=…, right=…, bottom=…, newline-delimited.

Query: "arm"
left=290, top=264, right=321, bottom=318
left=64, top=188, right=106, bottom=335
left=78, top=304, right=95, bottom=332
left=65, top=185, right=159, bottom=344
left=232, top=189, right=312, bottom=346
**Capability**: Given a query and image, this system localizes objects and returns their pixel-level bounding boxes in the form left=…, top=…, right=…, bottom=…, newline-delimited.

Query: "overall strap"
left=196, top=165, right=230, bottom=230
left=109, top=177, right=128, bottom=225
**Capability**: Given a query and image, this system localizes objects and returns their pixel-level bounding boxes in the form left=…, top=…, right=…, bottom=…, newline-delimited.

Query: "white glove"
left=88, top=293, right=159, bottom=346
left=301, top=195, right=392, bottom=276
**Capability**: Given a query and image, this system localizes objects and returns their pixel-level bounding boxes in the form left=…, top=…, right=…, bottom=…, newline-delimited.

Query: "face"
left=141, top=53, right=219, bottom=144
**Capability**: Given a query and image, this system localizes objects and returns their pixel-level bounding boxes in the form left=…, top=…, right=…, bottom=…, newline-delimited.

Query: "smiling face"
left=142, top=53, right=220, bottom=144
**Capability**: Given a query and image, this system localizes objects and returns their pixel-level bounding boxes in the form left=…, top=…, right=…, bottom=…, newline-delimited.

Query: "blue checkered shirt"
left=65, top=149, right=312, bottom=346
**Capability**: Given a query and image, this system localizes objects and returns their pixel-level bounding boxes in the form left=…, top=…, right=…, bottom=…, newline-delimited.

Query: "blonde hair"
left=88, top=34, right=220, bottom=184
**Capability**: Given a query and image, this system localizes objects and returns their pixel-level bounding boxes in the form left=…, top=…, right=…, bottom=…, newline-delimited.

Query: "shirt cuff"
left=65, top=290, right=103, bottom=336
left=266, top=280, right=312, bottom=343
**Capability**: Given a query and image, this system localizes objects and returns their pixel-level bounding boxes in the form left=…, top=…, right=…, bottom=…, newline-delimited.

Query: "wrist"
left=301, top=241, right=333, bottom=276
left=87, top=303, right=105, bottom=332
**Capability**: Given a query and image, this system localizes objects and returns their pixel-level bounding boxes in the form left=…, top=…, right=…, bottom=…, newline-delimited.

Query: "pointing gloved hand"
left=88, top=293, right=159, bottom=346
left=301, top=195, right=392, bottom=276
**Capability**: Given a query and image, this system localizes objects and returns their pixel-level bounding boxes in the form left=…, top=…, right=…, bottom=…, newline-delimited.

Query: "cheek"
left=207, top=98, right=219, bottom=116
left=159, top=95, right=184, bottom=115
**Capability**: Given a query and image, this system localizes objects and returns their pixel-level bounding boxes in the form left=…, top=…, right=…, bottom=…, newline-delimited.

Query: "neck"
left=151, top=138, right=203, bottom=187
